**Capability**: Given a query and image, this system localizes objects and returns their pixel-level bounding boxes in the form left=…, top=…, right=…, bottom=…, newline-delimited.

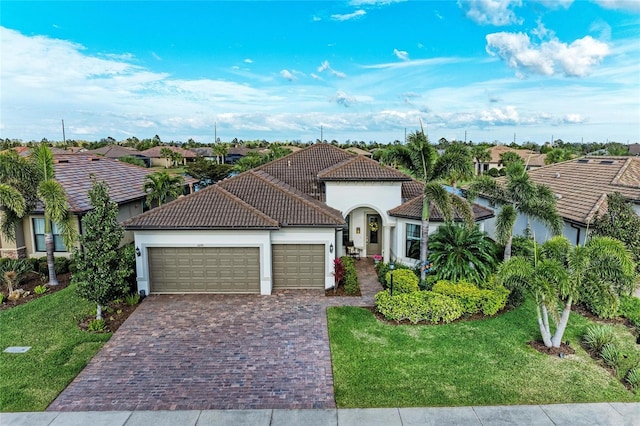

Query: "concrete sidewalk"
left=3, top=403, right=639, bottom=426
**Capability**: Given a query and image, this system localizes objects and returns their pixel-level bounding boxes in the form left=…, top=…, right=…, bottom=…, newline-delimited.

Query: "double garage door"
left=148, top=244, right=325, bottom=293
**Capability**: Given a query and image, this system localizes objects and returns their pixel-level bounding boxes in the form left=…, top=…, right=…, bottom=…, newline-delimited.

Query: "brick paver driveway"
left=48, top=260, right=381, bottom=412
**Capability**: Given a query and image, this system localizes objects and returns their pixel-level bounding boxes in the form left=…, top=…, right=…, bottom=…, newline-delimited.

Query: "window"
left=33, top=218, right=66, bottom=252
left=342, top=215, right=350, bottom=246
left=406, top=224, right=420, bottom=259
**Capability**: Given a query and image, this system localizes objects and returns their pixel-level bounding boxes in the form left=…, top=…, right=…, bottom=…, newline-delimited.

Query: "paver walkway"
left=48, top=258, right=383, bottom=412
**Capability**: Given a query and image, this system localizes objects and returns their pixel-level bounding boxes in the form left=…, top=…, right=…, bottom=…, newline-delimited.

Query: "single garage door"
left=148, top=247, right=260, bottom=293
left=272, top=244, right=325, bottom=290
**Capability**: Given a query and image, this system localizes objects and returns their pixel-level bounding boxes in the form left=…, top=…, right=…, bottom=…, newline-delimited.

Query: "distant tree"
left=74, top=180, right=131, bottom=320
left=471, top=144, right=491, bottom=175
left=433, top=142, right=474, bottom=190
left=170, top=151, right=183, bottom=167
left=499, top=151, right=523, bottom=168
left=233, top=152, right=265, bottom=173
left=545, top=148, right=573, bottom=164
left=606, top=142, right=629, bottom=156
left=118, top=155, right=146, bottom=168
left=213, top=143, right=228, bottom=164
left=143, top=171, right=185, bottom=207
left=185, top=157, right=232, bottom=187
left=159, top=147, right=173, bottom=168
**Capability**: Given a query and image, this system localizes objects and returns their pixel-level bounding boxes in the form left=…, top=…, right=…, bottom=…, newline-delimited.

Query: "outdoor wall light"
left=329, top=243, right=334, bottom=253
left=135, top=247, right=141, bottom=257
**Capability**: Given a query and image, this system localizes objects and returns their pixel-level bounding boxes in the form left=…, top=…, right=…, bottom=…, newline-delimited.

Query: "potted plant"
left=372, top=254, right=383, bottom=264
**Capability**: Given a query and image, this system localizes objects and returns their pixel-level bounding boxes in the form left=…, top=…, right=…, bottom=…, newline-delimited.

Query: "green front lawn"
left=328, top=301, right=640, bottom=407
left=0, top=285, right=111, bottom=412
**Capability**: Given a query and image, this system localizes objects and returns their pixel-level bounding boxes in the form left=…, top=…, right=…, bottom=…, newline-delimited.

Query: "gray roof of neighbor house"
left=139, top=145, right=197, bottom=158
left=125, top=143, right=493, bottom=230
left=33, top=154, right=158, bottom=213
left=491, top=156, right=640, bottom=226
left=87, top=145, right=142, bottom=159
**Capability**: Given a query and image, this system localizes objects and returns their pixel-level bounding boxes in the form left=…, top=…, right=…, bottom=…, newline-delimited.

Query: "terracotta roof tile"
left=497, top=156, right=640, bottom=225
left=256, top=143, right=354, bottom=201
left=388, top=195, right=494, bottom=222
left=485, top=145, right=547, bottom=167
left=123, top=185, right=279, bottom=230
left=318, top=155, right=411, bottom=181
left=219, top=171, right=344, bottom=226
left=88, top=145, right=140, bottom=158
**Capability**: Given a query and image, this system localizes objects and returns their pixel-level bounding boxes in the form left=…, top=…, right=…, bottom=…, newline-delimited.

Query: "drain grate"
left=4, top=346, right=31, bottom=353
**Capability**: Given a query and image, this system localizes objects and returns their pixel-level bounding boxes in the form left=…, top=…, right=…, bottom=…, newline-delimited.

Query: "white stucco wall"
left=134, top=230, right=272, bottom=295
left=271, top=227, right=339, bottom=289
left=394, top=218, right=440, bottom=266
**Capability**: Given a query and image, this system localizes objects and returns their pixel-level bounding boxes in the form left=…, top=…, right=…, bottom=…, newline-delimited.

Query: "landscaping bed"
left=0, top=272, right=71, bottom=310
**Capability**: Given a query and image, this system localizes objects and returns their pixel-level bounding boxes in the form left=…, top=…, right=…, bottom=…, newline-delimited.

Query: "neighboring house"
left=125, top=143, right=493, bottom=296
left=0, top=154, right=195, bottom=259
left=345, top=147, right=373, bottom=158
left=225, top=146, right=269, bottom=164
left=629, top=143, right=640, bottom=156
left=189, top=147, right=216, bottom=161
left=475, top=146, right=547, bottom=174
left=475, top=156, right=640, bottom=246
left=88, top=145, right=151, bottom=167
left=139, top=146, right=197, bottom=167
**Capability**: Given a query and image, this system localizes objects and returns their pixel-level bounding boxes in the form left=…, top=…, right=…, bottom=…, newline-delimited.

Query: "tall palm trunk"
left=503, top=234, right=513, bottom=261
left=45, top=233, right=59, bottom=286
left=420, top=195, right=430, bottom=282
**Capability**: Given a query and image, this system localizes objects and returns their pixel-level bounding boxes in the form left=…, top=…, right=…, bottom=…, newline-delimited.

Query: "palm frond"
left=495, top=204, right=516, bottom=246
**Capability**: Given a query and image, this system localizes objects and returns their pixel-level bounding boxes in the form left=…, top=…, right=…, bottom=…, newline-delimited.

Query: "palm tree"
left=213, top=143, right=228, bottom=165
left=0, top=151, right=39, bottom=240
left=468, top=161, right=562, bottom=261
left=471, top=144, right=491, bottom=175
left=159, top=147, right=173, bottom=168
left=428, top=223, right=498, bottom=285
left=402, top=129, right=474, bottom=282
left=498, top=236, right=636, bottom=348
left=433, top=142, right=475, bottom=191
left=31, top=144, right=76, bottom=286
left=143, top=171, right=185, bottom=207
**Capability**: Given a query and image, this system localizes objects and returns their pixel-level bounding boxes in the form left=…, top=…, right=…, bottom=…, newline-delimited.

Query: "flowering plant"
left=372, top=254, right=383, bottom=262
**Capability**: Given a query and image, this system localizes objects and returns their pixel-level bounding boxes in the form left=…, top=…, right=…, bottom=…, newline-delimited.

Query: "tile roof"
left=485, top=145, right=547, bottom=167
left=139, top=145, right=197, bottom=158
left=43, top=154, right=159, bottom=213
left=88, top=145, right=140, bottom=159
left=388, top=195, right=495, bottom=222
left=122, top=185, right=279, bottom=230
left=498, top=156, right=640, bottom=226
left=318, top=155, right=411, bottom=181
left=256, top=143, right=354, bottom=201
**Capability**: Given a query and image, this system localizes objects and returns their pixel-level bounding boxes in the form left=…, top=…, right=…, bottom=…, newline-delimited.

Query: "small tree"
left=159, top=147, right=173, bottom=168
left=73, top=179, right=131, bottom=320
left=143, top=171, right=185, bottom=207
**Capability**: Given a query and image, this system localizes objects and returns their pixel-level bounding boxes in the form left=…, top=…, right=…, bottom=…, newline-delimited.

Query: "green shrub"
left=0, top=293, right=5, bottom=304
left=87, top=319, right=106, bottom=332
left=33, top=285, right=48, bottom=295
left=486, top=167, right=500, bottom=177
left=582, top=324, right=616, bottom=355
left=385, top=269, right=419, bottom=294
left=376, top=261, right=390, bottom=287
left=54, top=257, right=69, bottom=275
left=619, top=296, right=640, bottom=327
left=600, top=343, right=622, bottom=372
left=340, top=256, right=359, bottom=295
left=125, top=292, right=141, bottom=306
left=431, top=279, right=509, bottom=316
left=626, top=367, right=640, bottom=390
left=374, top=290, right=464, bottom=324
left=580, top=286, right=619, bottom=319
left=37, top=257, right=48, bottom=275
left=118, top=244, right=137, bottom=292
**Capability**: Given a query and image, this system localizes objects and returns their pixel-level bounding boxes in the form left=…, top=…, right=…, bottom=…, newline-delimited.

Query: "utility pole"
left=465, top=130, right=467, bottom=143
left=214, top=122, right=217, bottom=143
left=320, top=125, right=323, bottom=143
left=61, top=119, right=66, bottom=144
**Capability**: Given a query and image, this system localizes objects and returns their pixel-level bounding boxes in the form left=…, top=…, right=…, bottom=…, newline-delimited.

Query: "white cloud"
left=594, top=0, right=640, bottom=11
left=151, top=52, right=162, bottom=61
left=244, top=58, right=253, bottom=64
left=280, top=69, right=296, bottom=81
left=350, top=0, right=406, bottom=5
left=317, top=60, right=347, bottom=78
left=393, top=49, right=410, bottom=61
left=458, top=0, right=523, bottom=26
left=331, top=10, right=366, bottom=21
left=310, top=73, right=323, bottom=81
left=532, top=0, right=573, bottom=9
left=335, top=91, right=356, bottom=107
left=486, top=31, right=610, bottom=77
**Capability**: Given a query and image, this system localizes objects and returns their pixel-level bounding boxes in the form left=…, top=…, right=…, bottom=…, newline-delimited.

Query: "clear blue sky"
left=1, top=1, right=638, bottom=144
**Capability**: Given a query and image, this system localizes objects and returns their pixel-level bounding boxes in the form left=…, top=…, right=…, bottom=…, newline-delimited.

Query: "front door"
left=366, top=214, right=381, bottom=256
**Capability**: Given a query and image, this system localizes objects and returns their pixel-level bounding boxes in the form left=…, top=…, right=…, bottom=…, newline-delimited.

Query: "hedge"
left=340, top=256, right=359, bottom=295
left=374, top=290, right=464, bottom=324
left=432, top=279, right=509, bottom=316
left=384, top=269, right=419, bottom=294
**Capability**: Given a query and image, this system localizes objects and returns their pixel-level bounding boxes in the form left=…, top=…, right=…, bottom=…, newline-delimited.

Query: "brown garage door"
left=272, top=244, right=325, bottom=290
left=148, top=247, right=260, bottom=293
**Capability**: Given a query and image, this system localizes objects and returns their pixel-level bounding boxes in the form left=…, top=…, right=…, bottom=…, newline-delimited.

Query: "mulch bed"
left=528, top=340, right=576, bottom=356
left=0, top=272, right=72, bottom=310
left=1, top=271, right=138, bottom=333
left=325, top=286, right=361, bottom=297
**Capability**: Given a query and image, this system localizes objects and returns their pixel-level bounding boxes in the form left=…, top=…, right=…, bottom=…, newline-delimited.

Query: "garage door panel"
left=149, top=247, right=260, bottom=293
left=272, top=244, right=325, bottom=290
